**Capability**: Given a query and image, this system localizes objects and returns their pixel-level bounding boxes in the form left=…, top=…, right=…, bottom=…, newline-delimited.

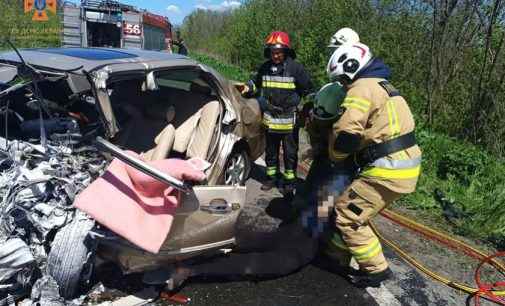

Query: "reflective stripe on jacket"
left=249, top=57, right=313, bottom=133
left=329, top=78, right=422, bottom=194
left=262, top=112, right=296, bottom=132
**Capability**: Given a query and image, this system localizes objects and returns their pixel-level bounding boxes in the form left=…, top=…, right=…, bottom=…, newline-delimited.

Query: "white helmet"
left=328, top=28, right=360, bottom=48
left=326, top=42, right=373, bottom=82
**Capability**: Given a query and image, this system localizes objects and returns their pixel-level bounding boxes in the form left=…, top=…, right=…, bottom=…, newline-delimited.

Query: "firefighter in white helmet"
left=328, top=28, right=360, bottom=49
left=321, top=42, right=422, bottom=287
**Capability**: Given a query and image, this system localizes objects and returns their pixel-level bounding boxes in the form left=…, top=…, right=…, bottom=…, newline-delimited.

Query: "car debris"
left=0, top=135, right=107, bottom=305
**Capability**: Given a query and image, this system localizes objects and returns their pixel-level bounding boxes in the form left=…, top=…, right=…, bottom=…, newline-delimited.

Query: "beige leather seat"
left=143, top=101, right=221, bottom=161
left=142, top=124, right=176, bottom=161
left=186, top=101, right=220, bottom=159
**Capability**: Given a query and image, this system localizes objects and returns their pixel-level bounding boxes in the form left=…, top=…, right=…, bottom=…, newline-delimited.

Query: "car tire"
left=224, top=148, right=251, bottom=186
left=47, top=216, right=96, bottom=299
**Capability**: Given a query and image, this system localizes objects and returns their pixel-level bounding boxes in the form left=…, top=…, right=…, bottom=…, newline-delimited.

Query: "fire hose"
left=297, top=161, right=505, bottom=305
left=370, top=211, right=505, bottom=305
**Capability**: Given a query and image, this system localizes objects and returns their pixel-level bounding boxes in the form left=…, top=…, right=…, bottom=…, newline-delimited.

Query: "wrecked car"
left=0, top=47, right=264, bottom=302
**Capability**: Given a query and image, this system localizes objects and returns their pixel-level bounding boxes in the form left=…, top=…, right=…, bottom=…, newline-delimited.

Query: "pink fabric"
left=74, top=152, right=205, bottom=254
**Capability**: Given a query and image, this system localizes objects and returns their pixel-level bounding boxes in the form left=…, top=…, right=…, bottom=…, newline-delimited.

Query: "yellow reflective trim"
left=266, top=167, right=277, bottom=176
left=264, top=123, right=294, bottom=130
left=344, top=97, right=371, bottom=107
left=361, top=165, right=421, bottom=179
left=283, top=171, right=296, bottom=180
left=342, top=97, right=371, bottom=113
left=262, top=81, right=296, bottom=89
left=342, top=102, right=369, bottom=113
left=352, top=239, right=380, bottom=256
left=387, top=100, right=410, bottom=160
left=386, top=101, right=395, bottom=137
left=390, top=100, right=401, bottom=137
left=354, top=242, right=383, bottom=261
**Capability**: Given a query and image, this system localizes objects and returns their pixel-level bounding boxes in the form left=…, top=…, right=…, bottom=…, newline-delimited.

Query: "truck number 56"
left=124, top=23, right=141, bottom=35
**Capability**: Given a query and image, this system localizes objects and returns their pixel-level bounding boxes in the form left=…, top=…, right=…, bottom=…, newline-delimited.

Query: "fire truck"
left=62, top=0, right=173, bottom=51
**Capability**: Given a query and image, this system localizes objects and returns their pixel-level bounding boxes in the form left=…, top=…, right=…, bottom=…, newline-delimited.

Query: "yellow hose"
left=370, top=211, right=505, bottom=297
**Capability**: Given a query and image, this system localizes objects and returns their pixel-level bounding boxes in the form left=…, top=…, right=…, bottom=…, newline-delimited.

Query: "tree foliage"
left=182, top=0, right=505, bottom=158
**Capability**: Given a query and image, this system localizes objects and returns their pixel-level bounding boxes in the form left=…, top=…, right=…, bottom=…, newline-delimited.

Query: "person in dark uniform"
left=239, top=31, right=313, bottom=194
left=173, top=31, right=188, bottom=56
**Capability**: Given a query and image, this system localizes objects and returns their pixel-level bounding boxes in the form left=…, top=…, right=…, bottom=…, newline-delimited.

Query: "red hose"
left=474, top=252, right=505, bottom=306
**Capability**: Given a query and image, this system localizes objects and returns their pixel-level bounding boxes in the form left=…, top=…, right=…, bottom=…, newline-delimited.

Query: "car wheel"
left=224, top=149, right=251, bottom=186
left=47, top=216, right=96, bottom=299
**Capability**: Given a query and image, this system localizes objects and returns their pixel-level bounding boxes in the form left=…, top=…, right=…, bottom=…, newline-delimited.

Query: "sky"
left=68, top=0, right=242, bottom=25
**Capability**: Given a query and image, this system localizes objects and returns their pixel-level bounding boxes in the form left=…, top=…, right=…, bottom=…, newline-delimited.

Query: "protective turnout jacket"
left=329, top=59, right=422, bottom=193
left=250, top=57, right=312, bottom=133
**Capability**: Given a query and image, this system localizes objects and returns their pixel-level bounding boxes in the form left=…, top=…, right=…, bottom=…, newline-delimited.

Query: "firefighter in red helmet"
left=240, top=31, right=313, bottom=194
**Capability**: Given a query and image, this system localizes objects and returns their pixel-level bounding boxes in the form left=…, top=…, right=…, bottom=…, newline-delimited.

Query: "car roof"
left=0, top=47, right=192, bottom=72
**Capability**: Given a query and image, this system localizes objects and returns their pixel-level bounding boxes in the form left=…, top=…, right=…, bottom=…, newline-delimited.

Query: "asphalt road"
left=162, top=169, right=472, bottom=306
left=92, top=162, right=494, bottom=306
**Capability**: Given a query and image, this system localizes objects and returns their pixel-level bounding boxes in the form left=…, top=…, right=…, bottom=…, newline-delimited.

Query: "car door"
left=159, top=185, right=246, bottom=253
left=88, top=66, right=247, bottom=255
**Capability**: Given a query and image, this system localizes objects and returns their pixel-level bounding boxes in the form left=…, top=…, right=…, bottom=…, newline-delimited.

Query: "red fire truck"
left=62, top=0, right=173, bottom=51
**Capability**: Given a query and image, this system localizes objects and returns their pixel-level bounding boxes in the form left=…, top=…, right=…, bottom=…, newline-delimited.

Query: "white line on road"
left=366, top=284, right=402, bottom=306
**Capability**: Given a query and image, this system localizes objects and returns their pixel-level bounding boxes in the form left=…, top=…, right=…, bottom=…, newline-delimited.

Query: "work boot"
left=260, top=178, right=276, bottom=191
left=348, top=267, right=393, bottom=288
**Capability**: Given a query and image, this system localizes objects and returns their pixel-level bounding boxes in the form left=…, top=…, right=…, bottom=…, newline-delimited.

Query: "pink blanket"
left=74, top=152, right=205, bottom=254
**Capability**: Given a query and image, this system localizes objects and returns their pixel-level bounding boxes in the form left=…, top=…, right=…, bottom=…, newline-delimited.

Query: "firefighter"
left=240, top=31, right=313, bottom=193
left=322, top=42, right=422, bottom=287
left=328, top=27, right=360, bottom=49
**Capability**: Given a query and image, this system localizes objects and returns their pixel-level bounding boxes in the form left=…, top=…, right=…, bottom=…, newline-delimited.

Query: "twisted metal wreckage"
left=0, top=41, right=108, bottom=305
left=0, top=135, right=106, bottom=306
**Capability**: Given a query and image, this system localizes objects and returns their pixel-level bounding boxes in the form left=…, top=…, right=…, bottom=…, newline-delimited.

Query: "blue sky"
left=68, top=0, right=241, bottom=25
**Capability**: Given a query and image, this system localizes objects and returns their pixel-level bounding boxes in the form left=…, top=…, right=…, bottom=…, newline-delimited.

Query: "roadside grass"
left=191, top=52, right=505, bottom=249
left=190, top=53, right=251, bottom=81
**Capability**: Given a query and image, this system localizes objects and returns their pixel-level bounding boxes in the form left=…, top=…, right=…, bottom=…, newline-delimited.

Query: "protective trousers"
left=327, top=179, right=401, bottom=273
left=265, top=131, right=297, bottom=183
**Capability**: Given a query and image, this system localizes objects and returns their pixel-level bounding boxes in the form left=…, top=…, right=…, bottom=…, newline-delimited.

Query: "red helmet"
left=264, top=31, right=296, bottom=59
